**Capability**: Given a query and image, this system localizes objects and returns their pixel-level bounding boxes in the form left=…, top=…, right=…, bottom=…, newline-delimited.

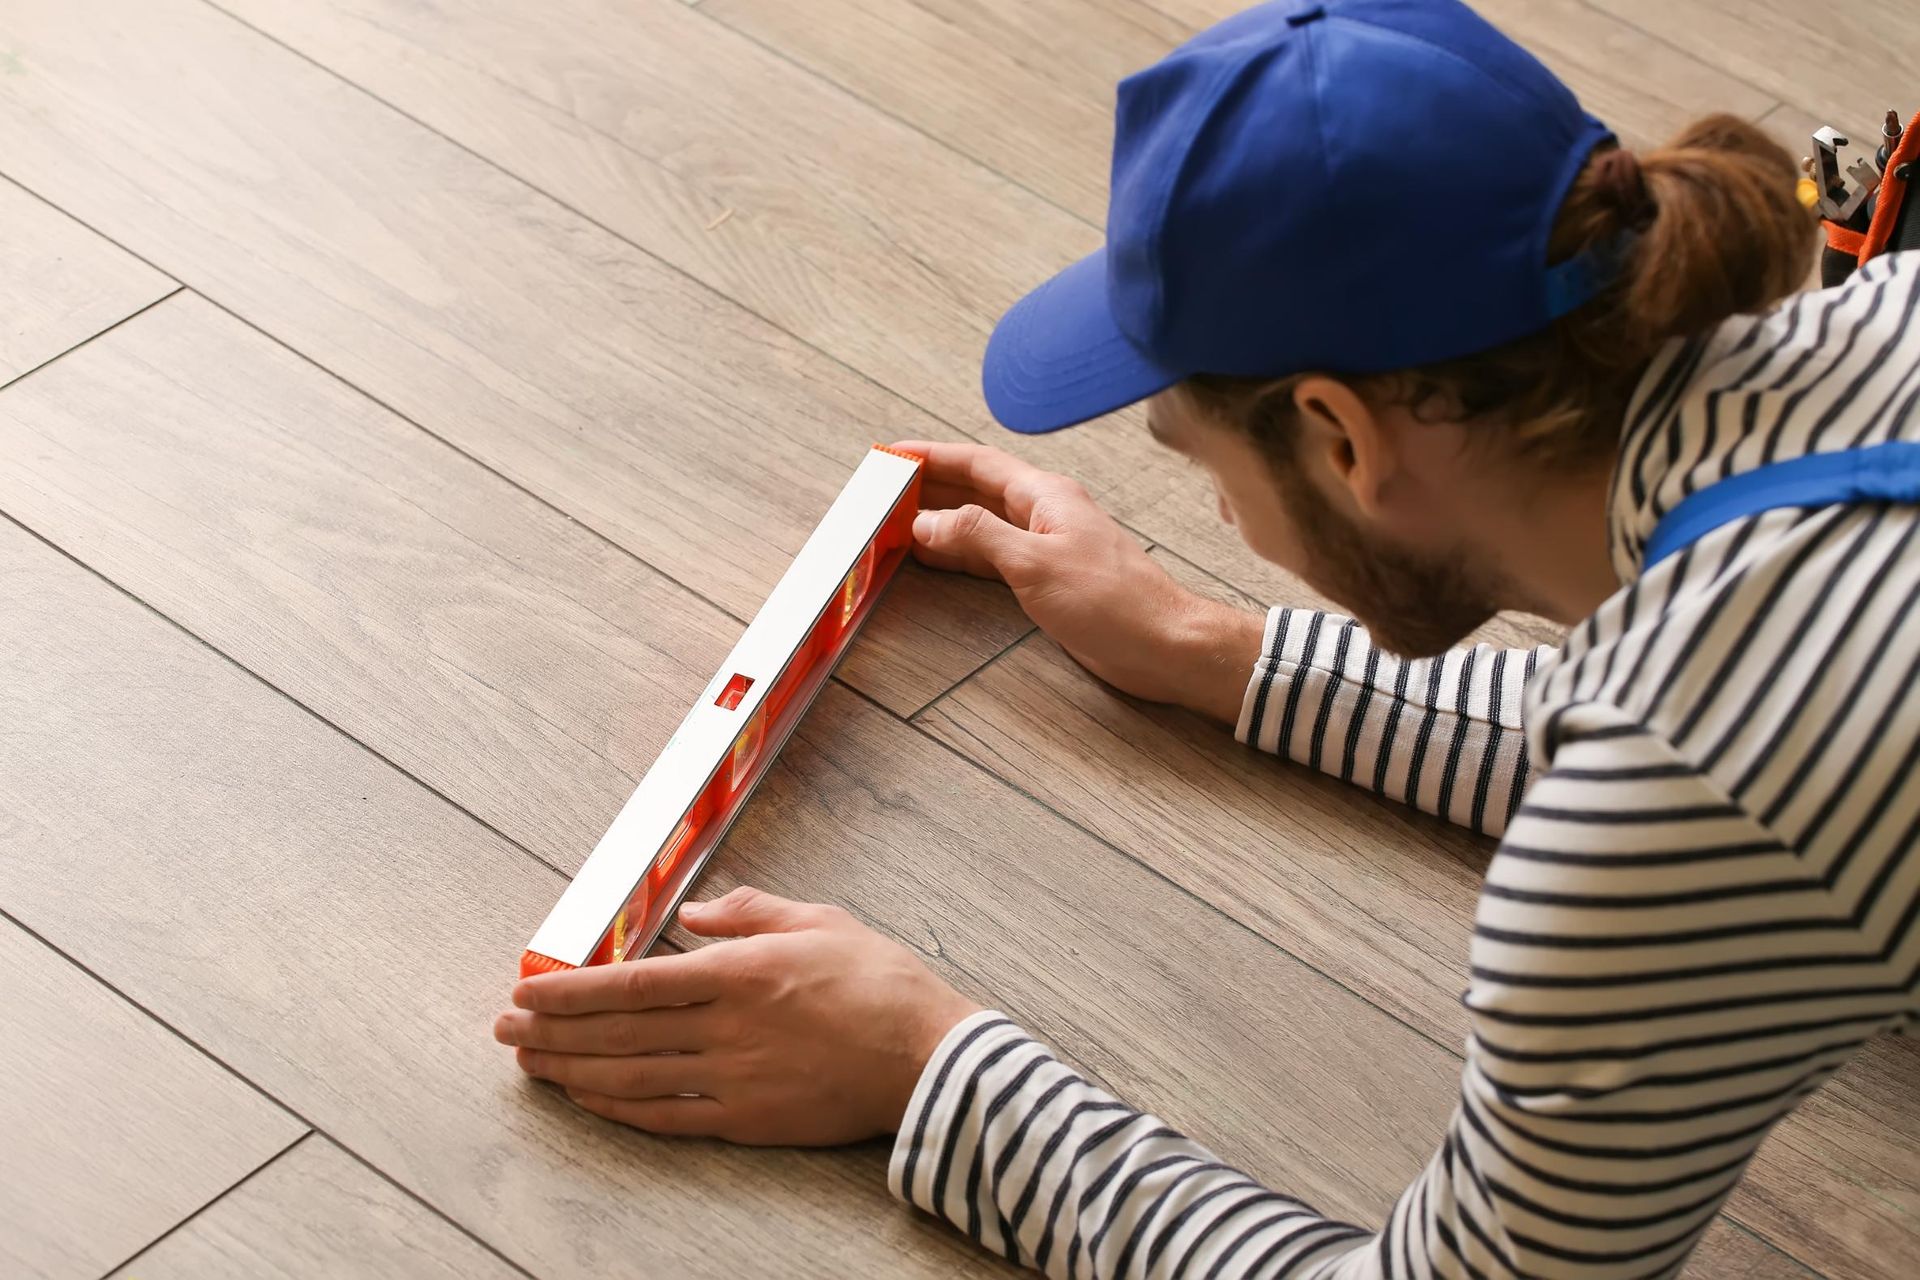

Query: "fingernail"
left=493, top=1014, right=517, bottom=1046
left=912, top=510, right=936, bottom=541
left=680, top=899, right=706, bottom=916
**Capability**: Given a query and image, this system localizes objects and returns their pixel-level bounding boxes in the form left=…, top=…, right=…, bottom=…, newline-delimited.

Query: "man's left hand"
left=494, top=886, right=982, bottom=1145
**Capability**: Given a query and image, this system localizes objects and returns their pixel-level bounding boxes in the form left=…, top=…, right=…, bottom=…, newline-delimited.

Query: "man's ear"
left=1290, top=376, right=1393, bottom=516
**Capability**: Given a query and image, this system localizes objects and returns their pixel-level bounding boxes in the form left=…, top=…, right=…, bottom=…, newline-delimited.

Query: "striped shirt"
left=890, top=251, right=1920, bottom=1278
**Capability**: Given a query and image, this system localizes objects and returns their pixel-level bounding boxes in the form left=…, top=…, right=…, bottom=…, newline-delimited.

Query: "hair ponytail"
left=1567, top=113, right=1814, bottom=354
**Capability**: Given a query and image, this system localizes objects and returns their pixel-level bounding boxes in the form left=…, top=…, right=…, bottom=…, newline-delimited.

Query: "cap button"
left=1286, top=3, right=1326, bottom=25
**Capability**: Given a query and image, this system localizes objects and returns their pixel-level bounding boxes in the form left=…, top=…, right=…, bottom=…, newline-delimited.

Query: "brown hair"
left=1182, top=113, right=1818, bottom=468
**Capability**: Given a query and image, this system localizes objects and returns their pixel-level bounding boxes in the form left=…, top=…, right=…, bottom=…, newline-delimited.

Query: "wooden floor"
left=2, top=1, right=1916, bottom=1276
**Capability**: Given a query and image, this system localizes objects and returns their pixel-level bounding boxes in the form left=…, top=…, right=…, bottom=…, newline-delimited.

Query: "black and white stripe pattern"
left=891, top=252, right=1920, bottom=1278
left=1236, top=609, right=1550, bottom=837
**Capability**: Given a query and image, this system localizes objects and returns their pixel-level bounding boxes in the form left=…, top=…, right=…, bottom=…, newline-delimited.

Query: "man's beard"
left=1274, top=460, right=1508, bottom=659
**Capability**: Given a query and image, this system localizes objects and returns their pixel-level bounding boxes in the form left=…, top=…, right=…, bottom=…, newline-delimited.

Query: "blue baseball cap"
left=983, top=0, right=1616, bottom=433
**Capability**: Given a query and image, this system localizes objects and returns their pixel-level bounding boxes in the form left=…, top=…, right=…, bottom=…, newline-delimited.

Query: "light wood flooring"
left=2, top=1, right=1916, bottom=1276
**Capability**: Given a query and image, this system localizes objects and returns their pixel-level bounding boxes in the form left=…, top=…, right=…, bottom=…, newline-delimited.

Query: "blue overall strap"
left=1644, top=440, right=1920, bottom=567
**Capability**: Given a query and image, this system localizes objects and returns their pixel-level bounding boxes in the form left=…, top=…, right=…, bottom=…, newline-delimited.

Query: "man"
left=496, top=1, right=1920, bottom=1274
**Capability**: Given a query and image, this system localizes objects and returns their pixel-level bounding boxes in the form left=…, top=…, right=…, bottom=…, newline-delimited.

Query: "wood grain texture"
left=202, top=0, right=1172, bottom=519
left=1142, top=0, right=1776, bottom=148
left=600, top=686, right=1472, bottom=1227
left=1686, top=1223, right=1823, bottom=1280
left=700, top=0, right=1773, bottom=229
left=1589, top=0, right=1920, bottom=134
left=700, top=0, right=1176, bottom=224
left=687, top=0, right=1773, bottom=632
left=657, top=685, right=1794, bottom=1280
left=918, top=579, right=1509, bottom=1048
left=4, top=501, right=1603, bottom=1265
left=920, top=552, right=1912, bottom=1278
left=0, top=290, right=830, bottom=866
left=1758, top=103, right=1829, bottom=167
left=210, top=0, right=1075, bottom=434
left=1735, top=1031, right=1920, bottom=1280
left=0, top=178, right=173, bottom=386
left=0, top=917, right=303, bottom=1280
left=0, top=0, right=1026, bottom=715
left=110, top=1137, right=519, bottom=1280
left=0, top=519, right=1006, bottom=1280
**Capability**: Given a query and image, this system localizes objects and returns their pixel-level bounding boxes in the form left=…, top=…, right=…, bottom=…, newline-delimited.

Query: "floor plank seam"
left=1736, top=1228, right=1835, bottom=1280
left=0, top=9, right=1881, bottom=1270
left=686, top=0, right=1102, bottom=233
left=0, top=507, right=573, bottom=891
left=856, top=711, right=1837, bottom=1277
left=98, top=1129, right=316, bottom=1279
left=0, top=905, right=538, bottom=1280
left=0, top=284, right=185, bottom=396
left=1565, top=0, right=1788, bottom=121
left=185, top=0, right=1023, bottom=462
left=902, top=622, right=1040, bottom=722
left=841, top=677, right=1452, bottom=1044
left=0, top=163, right=800, bottom=670
left=182, top=289, right=754, bottom=634
left=3, top=53, right=1137, bottom=765
left=1143, top=537, right=1262, bottom=611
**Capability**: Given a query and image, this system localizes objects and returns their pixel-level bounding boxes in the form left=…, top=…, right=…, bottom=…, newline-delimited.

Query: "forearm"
left=1236, top=607, right=1549, bottom=837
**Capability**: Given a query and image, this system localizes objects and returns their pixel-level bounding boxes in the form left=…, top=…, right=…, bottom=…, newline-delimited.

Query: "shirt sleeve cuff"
left=888, top=1009, right=1022, bottom=1210
left=1235, top=606, right=1289, bottom=745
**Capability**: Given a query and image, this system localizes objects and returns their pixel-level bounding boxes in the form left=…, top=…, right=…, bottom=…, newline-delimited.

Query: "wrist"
left=1166, top=598, right=1266, bottom=727
left=882, top=991, right=985, bottom=1134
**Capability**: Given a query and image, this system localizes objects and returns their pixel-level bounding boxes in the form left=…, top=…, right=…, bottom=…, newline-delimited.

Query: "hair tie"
left=1592, top=147, right=1652, bottom=222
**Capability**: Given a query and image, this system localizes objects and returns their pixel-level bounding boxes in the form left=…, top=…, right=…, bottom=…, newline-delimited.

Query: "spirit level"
left=520, top=445, right=924, bottom=978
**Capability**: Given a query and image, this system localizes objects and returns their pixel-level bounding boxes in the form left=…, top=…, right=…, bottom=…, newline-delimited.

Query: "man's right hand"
left=896, top=440, right=1265, bottom=727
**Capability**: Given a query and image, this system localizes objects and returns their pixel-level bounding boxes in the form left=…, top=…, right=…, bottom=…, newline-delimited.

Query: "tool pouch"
left=1822, top=109, right=1920, bottom=287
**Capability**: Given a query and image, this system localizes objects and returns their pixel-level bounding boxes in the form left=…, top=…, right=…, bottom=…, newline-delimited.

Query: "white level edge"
left=526, top=448, right=920, bottom=966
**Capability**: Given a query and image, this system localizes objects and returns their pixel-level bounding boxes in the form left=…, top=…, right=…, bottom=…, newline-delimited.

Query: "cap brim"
left=982, top=249, right=1189, bottom=434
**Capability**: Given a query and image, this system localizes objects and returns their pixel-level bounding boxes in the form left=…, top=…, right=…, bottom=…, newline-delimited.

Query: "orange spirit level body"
left=520, top=446, right=923, bottom=978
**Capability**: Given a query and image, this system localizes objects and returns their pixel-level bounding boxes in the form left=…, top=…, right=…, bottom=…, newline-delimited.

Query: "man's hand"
left=495, top=887, right=982, bottom=1145
left=899, top=440, right=1263, bottom=726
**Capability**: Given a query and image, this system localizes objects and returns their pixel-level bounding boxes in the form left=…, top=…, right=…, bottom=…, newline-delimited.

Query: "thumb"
left=912, top=504, right=1038, bottom=581
left=678, top=885, right=811, bottom=938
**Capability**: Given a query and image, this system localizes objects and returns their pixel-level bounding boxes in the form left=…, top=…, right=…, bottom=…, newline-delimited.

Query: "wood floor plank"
left=1759, top=103, right=1827, bottom=164
left=208, top=0, right=1111, bottom=458
left=0, top=287, right=1798, bottom=1275
left=201, top=0, right=1177, bottom=520
left=5, top=462, right=1616, bottom=1270
left=1139, top=0, right=1776, bottom=148
left=699, top=0, right=1176, bottom=225
left=0, top=519, right=1005, bottom=1280
left=0, top=0, right=1027, bottom=716
left=654, top=687, right=1800, bottom=1280
left=1588, top=0, right=1920, bottom=136
left=0, top=290, right=756, bottom=866
left=1736, top=1031, right=1920, bottom=1280
left=918, top=593, right=1504, bottom=1048
left=917, top=563, right=1913, bottom=1278
left=109, top=1138, right=519, bottom=1280
left=684, top=0, right=1775, bottom=626
left=0, top=178, right=173, bottom=386
left=699, top=0, right=1772, bottom=233
left=1687, top=1224, right=1824, bottom=1280
left=0, top=916, right=304, bottom=1280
